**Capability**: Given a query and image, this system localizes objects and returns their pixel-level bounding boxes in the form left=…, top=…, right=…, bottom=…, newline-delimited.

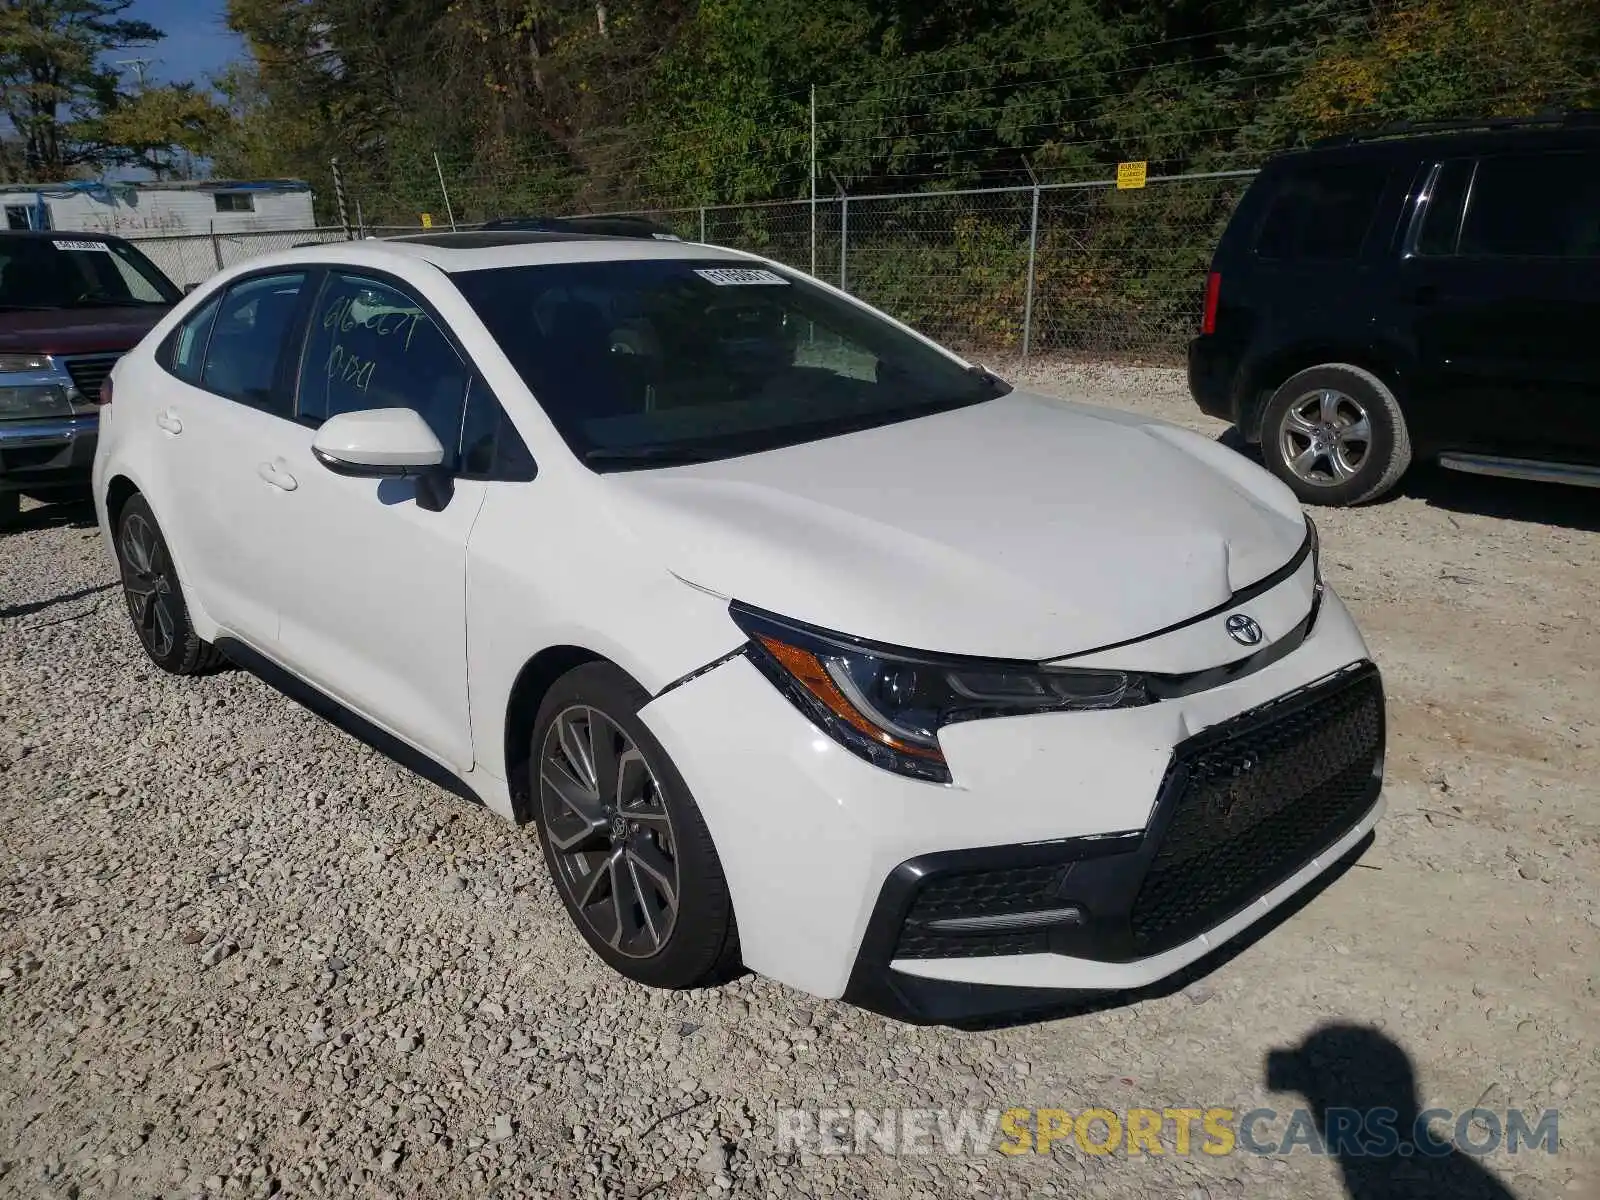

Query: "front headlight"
left=0, top=354, right=50, bottom=373
left=731, top=603, right=1152, bottom=783
left=0, top=384, right=73, bottom=421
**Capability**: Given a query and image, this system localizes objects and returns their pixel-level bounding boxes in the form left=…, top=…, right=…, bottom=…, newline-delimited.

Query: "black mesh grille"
left=894, top=863, right=1066, bottom=959
left=62, top=353, right=120, bottom=399
left=872, top=668, right=1383, bottom=966
left=1130, top=671, right=1383, bottom=954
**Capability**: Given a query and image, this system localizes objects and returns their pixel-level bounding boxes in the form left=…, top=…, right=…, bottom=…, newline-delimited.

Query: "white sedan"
left=92, top=232, right=1384, bottom=1023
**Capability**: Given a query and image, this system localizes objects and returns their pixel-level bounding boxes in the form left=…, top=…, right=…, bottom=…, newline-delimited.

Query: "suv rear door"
left=1230, top=156, right=1406, bottom=407
left=1399, top=147, right=1600, bottom=461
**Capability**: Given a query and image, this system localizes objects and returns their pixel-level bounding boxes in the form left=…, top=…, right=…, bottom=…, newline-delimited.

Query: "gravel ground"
left=2, top=361, right=1596, bottom=1200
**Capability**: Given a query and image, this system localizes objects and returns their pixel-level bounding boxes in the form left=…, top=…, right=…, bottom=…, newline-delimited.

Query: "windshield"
left=0, top=236, right=181, bottom=310
left=452, top=258, right=1008, bottom=469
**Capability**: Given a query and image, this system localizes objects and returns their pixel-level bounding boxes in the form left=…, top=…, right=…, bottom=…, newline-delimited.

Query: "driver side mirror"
left=312, top=408, right=452, bottom=510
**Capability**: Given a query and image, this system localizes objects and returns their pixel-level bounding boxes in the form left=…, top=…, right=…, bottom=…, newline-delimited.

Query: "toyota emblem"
left=1225, top=614, right=1263, bottom=646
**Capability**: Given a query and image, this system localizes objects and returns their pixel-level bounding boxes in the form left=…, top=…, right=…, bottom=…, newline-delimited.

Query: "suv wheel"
left=530, top=662, right=739, bottom=989
left=114, top=494, right=225, bottom=674
left=0, top=491, right=18, bottom=528
left=1260, top=364, right=1412, bottom=505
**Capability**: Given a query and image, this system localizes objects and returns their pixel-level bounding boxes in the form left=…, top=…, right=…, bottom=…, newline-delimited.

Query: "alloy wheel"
left=1279, top=388, right=1372, bottom=487
left=119, top=513, right=178, bottom=660
left=538, top=705, right=680, bottom=959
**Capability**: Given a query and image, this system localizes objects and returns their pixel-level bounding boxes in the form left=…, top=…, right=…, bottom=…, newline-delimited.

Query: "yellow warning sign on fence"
left=1116, top=161, right=1148, bottom=190
left=421, top=212, right=434, bottom=228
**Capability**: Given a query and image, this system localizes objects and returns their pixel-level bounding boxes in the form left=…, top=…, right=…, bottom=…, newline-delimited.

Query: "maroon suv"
left=0, top=231, right=182, bottom=524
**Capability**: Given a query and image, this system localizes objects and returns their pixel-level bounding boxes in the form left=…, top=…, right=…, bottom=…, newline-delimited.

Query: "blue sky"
left=117, top=0, right=245, bottom=88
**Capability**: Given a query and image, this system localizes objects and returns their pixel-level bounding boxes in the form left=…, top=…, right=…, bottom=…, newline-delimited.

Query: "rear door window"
left=1254, top=164, right=1391, bottom=261
left=167, top=295, right=221, bottom=385
left=1414, top=160, right=1474, bottom=256
left=1459, top=151, right=1600, bottom=258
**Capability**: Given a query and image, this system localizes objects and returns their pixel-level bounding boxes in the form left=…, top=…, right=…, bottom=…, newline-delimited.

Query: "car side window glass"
left=1414, top=160, right=1473, bottom=256
left=1254, top=164, right=1389, bottom=261
left=1459, top=151, right=1600, bottom=258
left=297, top=273, right=469, bottom=465
left=200, top=273, right=307, bottom=415
left=459, top=376, right=536, bottom=479
left=167, top=295, right=221, bottom=385
left=459, top=376, right=500, bottom=475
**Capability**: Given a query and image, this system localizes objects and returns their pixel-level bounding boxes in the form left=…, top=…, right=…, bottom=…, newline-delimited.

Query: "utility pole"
left=1021, top=155, right=1040, bottom=361
left=809, top=85, right=817, bottom=279
left=331, top=157, right=351, bottom=240
left=118, top=58, right=159, bottom=179
left=432, top=151, right=458, bottom=231
left=118, top=57, right=160, bottom=178
left=117, top=58, right=154, bottom=89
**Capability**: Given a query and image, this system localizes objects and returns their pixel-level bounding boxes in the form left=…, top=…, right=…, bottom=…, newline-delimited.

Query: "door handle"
left=256, top=459, right=298, bottom=492
left=155, top=409, right=182, bottom=435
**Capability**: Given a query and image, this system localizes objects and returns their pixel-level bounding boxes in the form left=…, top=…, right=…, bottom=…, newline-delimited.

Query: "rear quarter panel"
left=93, top=299, right=227, bottom=640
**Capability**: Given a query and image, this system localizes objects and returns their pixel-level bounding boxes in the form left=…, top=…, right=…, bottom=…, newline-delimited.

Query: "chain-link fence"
left=112, top=170, right=1254, bottom=362
left=127, top=226, right=351, bottom=290
left=598, top=170, right=1256, bottom=362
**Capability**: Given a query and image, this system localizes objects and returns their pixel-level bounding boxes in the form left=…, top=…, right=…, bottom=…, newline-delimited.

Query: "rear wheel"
left=114, top=494, right=224, bottom=674
left=1260, top=364, right=1412, bottom=506
left=531, top=662, right=739, bottom=989
left=0, top=491, right=18, bottom=528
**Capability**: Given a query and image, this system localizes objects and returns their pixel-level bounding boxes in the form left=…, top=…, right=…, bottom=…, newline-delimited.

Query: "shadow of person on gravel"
left=1266, top=1024, right=1519, bottom=1200
left=0, top=581, right=115, bottom=621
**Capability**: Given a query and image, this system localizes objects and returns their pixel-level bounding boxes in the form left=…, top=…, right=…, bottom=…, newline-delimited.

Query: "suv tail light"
left=1201, top=271, right=1221, bottom=336
left=97, top=376, right=113, bottom=406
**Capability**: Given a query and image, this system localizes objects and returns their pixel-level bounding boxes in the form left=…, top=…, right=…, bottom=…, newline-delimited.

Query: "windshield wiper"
left=966, top=364, right=1013, bottom=395
left=583, top=445, right=723, bottom=468
left=69, top=296, right=158, bottom=308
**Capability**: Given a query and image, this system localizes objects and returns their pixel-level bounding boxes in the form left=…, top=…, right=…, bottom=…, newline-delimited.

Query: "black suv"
left=1189, top=115, right=1600, bottom=505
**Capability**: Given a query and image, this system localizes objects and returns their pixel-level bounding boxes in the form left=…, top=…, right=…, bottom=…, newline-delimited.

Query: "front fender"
left=464, top=489, right=747, bottom=787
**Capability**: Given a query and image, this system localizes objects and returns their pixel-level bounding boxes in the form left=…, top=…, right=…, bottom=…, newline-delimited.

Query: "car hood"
left=606, top=391, right=1309, bottom=660
left=0, top=306, right=169, bottom=355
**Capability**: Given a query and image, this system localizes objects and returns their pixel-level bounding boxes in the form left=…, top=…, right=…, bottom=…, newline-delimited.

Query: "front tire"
left=531, top=662, right=739, bottom=989
left=1259, top=364, right=1412, bottom=506
left=114, top=494, right=224, bottom=674
left=0, top=491, right=18, bottom=528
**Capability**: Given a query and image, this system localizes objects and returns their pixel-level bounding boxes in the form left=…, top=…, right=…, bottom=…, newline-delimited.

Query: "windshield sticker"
left=694, top=268, right=789, bottom=286
left=52, top=239, right=111, bottom=252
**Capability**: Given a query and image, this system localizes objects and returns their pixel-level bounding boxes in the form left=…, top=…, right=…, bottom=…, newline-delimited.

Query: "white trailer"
left=1, top=179, right=315, bottom=238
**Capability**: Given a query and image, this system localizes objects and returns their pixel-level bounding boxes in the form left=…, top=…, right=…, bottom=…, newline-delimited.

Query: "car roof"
left=235, top=232, right=756, bottom=277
